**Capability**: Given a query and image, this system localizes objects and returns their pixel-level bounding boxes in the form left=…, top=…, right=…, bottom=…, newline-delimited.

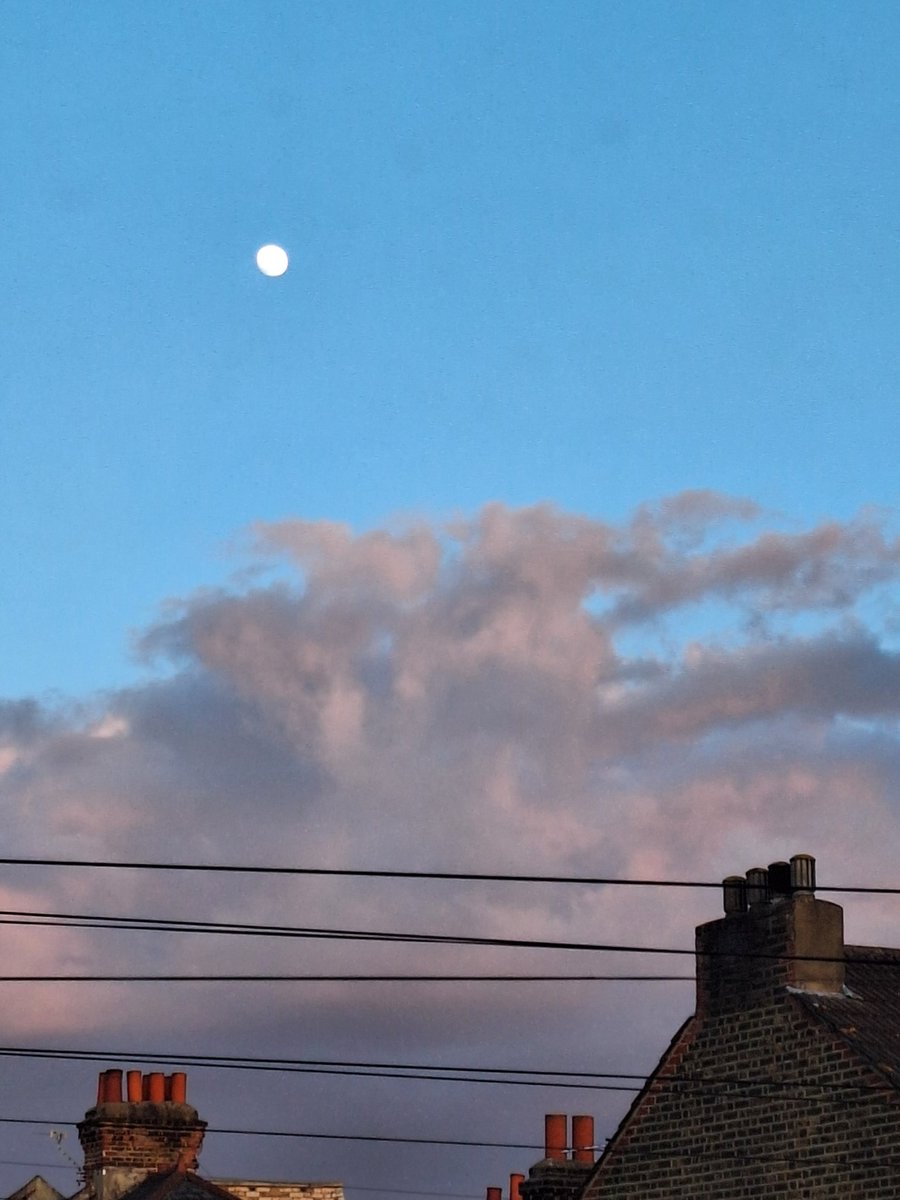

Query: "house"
left=5, top=1069, right=343, bottom=1200
left=512, top=853, right=900, bottom=1199
left=575, top=852, right=900, bottom=1198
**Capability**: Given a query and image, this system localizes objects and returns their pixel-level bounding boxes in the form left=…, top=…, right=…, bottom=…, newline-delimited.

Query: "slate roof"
left=118, top=1170, right=241, bottom=1200
left=795, top=944, right=900, bottom=1089
left=5, top=1178, right=64, bottom=1200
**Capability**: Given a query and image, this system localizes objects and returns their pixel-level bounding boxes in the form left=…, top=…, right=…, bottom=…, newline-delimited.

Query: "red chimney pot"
left=572, top=1115, right=594, bottom=1163
left=545, top=1113, right=567, bottom=1160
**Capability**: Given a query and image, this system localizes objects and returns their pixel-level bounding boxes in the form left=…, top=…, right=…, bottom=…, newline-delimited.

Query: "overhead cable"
left=2, top=855, right=897, bottom=893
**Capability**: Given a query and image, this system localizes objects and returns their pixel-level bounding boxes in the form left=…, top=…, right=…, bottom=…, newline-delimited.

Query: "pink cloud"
left=2, top=495, right=900, bottom=1180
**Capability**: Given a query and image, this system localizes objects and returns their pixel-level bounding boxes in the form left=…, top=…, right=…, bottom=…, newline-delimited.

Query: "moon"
left=256, top=244, right=289, bottom=277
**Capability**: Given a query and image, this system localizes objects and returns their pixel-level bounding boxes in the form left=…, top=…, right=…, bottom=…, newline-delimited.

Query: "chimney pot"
left=510, top=1174, right=525, bottom=1200
left=722, top=876, right=747, bottom=915
left=572, top=1115, right=594, bottom=1163
left=544, top=1113, right=567, bottom=1161
left=105, top=1070, right=123, bottom=1103
left=147, top=1072, right=165, bottom=1103
left=126, top=1071, right=142, bottom=1102
left=745, top=867, right=769, bottom=907
left=768, top=861, right=791, bottom=896
left=791, top=853, right=816, bottom=894
left=170, top=1072, right=188, bottom=1103
left=486, top=1189, right=502, bottom=1200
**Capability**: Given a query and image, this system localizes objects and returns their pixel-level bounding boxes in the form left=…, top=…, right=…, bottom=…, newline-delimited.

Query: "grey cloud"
left=609, top=520, right=900, bottom=624
left=598, top=631, right=900, bottom=754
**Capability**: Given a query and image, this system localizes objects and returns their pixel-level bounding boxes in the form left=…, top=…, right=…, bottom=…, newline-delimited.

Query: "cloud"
left=2, top=495, right=900, bottom=1196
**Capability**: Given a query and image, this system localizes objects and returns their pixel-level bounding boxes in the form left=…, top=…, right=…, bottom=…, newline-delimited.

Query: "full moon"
left=256, top=244, right=289, bottom=277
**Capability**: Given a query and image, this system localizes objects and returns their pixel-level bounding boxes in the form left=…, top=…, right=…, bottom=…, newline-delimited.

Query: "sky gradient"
left=2, top=4, right=900, bottom=1200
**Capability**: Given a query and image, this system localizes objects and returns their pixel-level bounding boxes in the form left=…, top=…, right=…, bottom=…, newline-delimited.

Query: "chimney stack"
left=519, top=1115, right=597, bottom=1200
left=78, top=1069, right=207, bottom=1200
left=699, top=853, right=844, bottom=1016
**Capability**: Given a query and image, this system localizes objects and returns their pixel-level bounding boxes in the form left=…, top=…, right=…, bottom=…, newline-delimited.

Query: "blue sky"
left=4, top=6, right=900, bottom=1200
left=4, top=1, right=900, bottom=696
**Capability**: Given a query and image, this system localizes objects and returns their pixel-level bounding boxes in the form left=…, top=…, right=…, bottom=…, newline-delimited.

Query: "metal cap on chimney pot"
left=790, top=853, right=816, bottom=894
left=745, top=867, right=769, bottom=907
left=768, top=861, right=792, bottom=897
left=722, top=875, right=747, bottom=915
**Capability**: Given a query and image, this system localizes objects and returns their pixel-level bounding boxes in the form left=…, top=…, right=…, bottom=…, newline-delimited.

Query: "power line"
left=0, top=1160, right=71, bottom=1171
left=0, top=1046, right=892, bottom=1101
left=0, top=906, right=896, bottom=967
left=4, top=1114, right=900, bottom=1160
left=0, top=1046, right=644, bottom=1093
left=0, top=1045, right=645, bottom=1081
left=0, top=857, right=721, bottom=886
left=0, top=1117, right=541, bottom=1151
left=1, top=855, right=897, bottom=896
left=0, top=973, right=689, bottom=982
left=0, top=908, right=691, bottom=952
left=0, top=908, right=700, bottom=957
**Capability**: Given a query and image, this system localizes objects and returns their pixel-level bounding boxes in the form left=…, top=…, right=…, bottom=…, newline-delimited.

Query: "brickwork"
left=696, top=894, right=844, bottom=1016
left=581, top=875, right=900, bottom=1199
left=519, top=1160, right=592, bottom=1200
left=213, top=1182, right=343, bottom=1200
left=585, top=991, right=900, bottom=1198
left=78, top=1101, right=207, bottom=1200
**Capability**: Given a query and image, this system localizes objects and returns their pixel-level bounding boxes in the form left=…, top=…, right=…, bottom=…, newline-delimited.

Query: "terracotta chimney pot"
left=572, top=1115, right=595, bottom=1163
left=544, top=1113, right=567, bottom=1160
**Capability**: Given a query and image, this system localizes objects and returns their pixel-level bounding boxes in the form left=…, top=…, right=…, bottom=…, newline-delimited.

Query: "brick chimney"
left=696, top=853, right=845, bottom=1016
left=518, top=1115, right=595, bottom=1200
left=77, top=1069, right=207, bottom=1200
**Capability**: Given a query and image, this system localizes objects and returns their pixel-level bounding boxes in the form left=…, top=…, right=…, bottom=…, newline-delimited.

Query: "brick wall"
left=78, top=1100, right=206, bottom=1200
left=519, top=1160, right=592, bottom=1200
left=583, top=991, right=900, bottom=1198
left=213, top=1182, right=343, bottom=1200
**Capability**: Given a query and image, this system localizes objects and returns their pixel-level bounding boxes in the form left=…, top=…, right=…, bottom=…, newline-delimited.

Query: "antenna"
left=48, top=1129, right=80, bottom=1173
